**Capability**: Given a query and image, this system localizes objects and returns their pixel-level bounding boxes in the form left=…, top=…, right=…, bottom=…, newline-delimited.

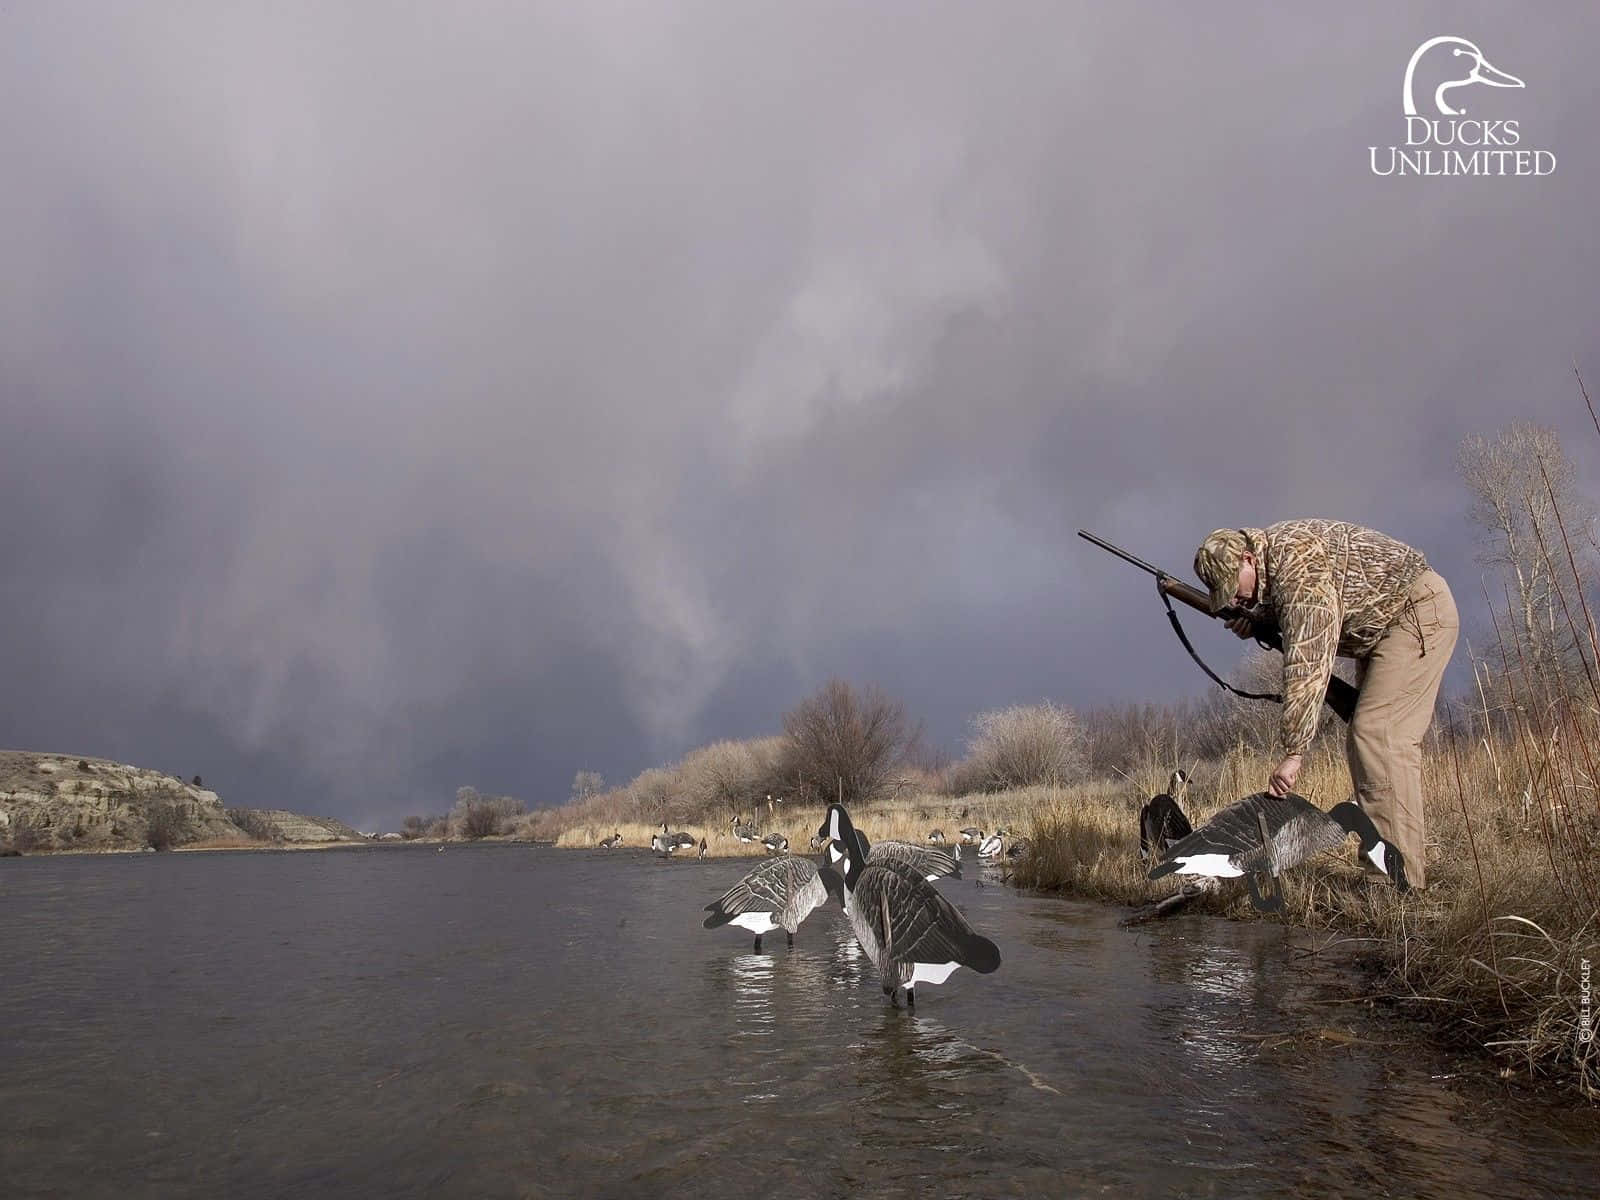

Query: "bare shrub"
left=459, top=802, right=502, bottom=839
left=958, top=701, right=1085, bottom=792
left=570, top=771, right=604, bottom=804
left=779, top=679, right=913, bottom=807
left=678, top=738, right=779, bottom=820
left=9, top=823, right=45, bottom=853
left=400, top=815, right=433, bottom=840
left=629, top=766, right=681, bottom=823
left=451, top=787, right=522, bottom=839
left=146, top=800, right=183, bottom=851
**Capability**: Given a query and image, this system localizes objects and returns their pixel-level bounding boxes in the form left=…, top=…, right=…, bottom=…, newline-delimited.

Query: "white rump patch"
left=729, top=911, right=778, bottom=934
left=1172, top=853, right=1242, bottom=878
left=911, top=961, right=962, bottom=986
left=1366, top=842, right=1388, bottom=874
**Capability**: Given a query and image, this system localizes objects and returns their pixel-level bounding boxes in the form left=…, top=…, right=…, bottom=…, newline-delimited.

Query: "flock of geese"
left=703, top=802, right=1000, bottom=1007
left=644, top=769, right=1412, bottom=1008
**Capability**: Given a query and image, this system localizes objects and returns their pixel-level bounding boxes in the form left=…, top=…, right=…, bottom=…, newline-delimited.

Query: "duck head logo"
left=1403, top=36, right=1524, bottom=116
left=1371, top=35, right=1554, bottom=177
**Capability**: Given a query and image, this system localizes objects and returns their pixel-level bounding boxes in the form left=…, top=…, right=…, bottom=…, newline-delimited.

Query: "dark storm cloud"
left=2, top=2, right=1596, bottom=827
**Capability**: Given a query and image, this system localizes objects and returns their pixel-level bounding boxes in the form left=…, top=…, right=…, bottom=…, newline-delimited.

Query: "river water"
left=1, top=844, right=1594, bottom=1198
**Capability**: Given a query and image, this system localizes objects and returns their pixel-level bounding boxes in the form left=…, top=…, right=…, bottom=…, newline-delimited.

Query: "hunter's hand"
left=1267, top=754, right=1303, bottom=797
left=1226, top=615, right=1255, bottom=639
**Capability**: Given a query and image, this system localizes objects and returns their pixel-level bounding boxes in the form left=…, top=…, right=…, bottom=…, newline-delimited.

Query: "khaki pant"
left=1345, top=569, right=1458, bottom=889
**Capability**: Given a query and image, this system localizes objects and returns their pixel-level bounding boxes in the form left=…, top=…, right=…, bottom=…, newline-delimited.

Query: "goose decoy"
left=703, top=854, right=830, bottom=952
left=671, top=829, right=697, bottom=854
left=1148, top=792, right=1408, bottom=912
left=599, top=832, right=622, bottom=849
left=816, top=804, right=1000, bottom=1007
left=698, top=837, right=708, bottom=860
left=1004, top=836, right=1031, bottom=862
left=959, top=826, right=984, bottom=845
left=761, top=832, right=789, bottom=856
left=926, top=829, right=946, bottom=845
left=819, top=828, right=961, bottom=883
left=730, top=816, right=758, bottom=844
left=651, top=822, right=673, bottom=856
left=1139, top=770, right=1193, bottom=862
left=977, top=828, right=1008, bottom=860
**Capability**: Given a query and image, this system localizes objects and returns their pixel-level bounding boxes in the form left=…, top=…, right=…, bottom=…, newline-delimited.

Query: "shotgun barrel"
left=1076, top=529, right=1357, bottom=723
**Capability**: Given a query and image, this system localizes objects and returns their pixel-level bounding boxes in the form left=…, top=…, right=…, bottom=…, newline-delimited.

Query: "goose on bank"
left=817, top=804, right=1000, bottom=1007
left=762, top=832, right=789, bottom=856
left=599, top=832, right=622, bottom=849
left=959, top=827, right=984, bottom=845
left=927, top=829, right=946, bottom=845
left=977, top=828, right=1008, bottom=860
left=652, top=823, right=673, bottom=856
left=1148, top=792, right=1408, bottom=912
left=1139, top=770, right=1193, bottom=862
left=730, top=816, right=758, bottom=844
left=703, top=855, right=830, bottom=952
left=1004, top=836, right=1031, bottom=862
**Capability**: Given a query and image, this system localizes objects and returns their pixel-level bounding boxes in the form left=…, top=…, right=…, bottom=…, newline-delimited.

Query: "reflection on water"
left=1, top=846, right=1596, bottom=1200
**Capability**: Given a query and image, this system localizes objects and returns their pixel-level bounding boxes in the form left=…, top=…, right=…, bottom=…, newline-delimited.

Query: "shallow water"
left=1, top=844, right=1594, bottom=1198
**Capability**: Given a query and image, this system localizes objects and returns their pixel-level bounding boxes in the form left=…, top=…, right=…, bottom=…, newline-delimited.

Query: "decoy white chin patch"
left=1174, top=853, right=1243, bottom=878
left=1367, top=842, right=1388, bottom=874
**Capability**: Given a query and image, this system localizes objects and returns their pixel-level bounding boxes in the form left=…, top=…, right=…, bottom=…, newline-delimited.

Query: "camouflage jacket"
left=1241, top=520, right=1429, bottom=755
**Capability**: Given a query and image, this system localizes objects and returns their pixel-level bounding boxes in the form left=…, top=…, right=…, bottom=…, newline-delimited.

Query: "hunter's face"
left=1234, top=555, right=1257, bottom=607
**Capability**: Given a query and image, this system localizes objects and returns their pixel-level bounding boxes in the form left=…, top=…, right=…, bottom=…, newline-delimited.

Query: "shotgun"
left=1077, top=529, right=1358, bottom=723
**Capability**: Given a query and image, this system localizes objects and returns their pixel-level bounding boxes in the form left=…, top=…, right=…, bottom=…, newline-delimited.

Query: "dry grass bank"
left=1010, top=735, right=1600, bottom=1100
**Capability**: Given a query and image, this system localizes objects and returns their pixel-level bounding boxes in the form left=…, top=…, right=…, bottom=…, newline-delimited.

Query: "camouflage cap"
left=1193, top=528, right=1252, bottom=613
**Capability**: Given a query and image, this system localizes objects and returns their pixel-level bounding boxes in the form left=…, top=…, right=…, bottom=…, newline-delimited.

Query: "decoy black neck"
left=1329, top=801, right=1382, bottom=850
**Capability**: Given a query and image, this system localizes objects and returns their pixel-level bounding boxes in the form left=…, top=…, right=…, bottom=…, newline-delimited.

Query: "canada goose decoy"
left=1004, top=837, right=1031, bottom=861
left=652, top=822, right=674, bottom=856
left=703, top=855, right=830, bottom=952
left=698, top=837, right=708, bottom=860
left=1148, top=792, right=1408, bottom=913
left=1139, top=770, right=1193, bottom=862
left=671, top=830, right=697, bottom=854
left=959, top=827, right=984, bottom=845
left=599, top=832, right=622, bottom=849
left=816, top=804, right=1000, bottom=1007
left=977, top=829, right=1008, bottom=860
left=762, top=832, right=789, bottom=856
left=730, top=816, right=758, bottom=844
left=927, top=829, right=946, bottom=845
left=819, top=828, right=961, bottom=883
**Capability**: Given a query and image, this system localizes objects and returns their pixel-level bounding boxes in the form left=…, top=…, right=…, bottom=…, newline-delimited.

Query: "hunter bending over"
left=1193, top=521, right=1457, bottom=890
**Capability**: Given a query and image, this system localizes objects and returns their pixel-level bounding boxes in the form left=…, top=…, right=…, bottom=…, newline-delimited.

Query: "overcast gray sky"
left=2, top=2, right=1596, bottom=829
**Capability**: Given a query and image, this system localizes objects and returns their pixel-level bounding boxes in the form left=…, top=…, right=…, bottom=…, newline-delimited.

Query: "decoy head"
left=1329, top=801, right=1409, bottom=891
left=818, top=803, right=853, bottom=848
left=1168, top=769, right=1188, bottom=796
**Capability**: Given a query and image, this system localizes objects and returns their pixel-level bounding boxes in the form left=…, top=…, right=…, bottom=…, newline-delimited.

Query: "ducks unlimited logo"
left=1370, top=36, right=1556, bottom=176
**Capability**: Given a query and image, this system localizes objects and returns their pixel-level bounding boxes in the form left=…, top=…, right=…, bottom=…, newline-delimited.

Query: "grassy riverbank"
left=1008, top=737, right=1599, bottom=1102
left=540, top=737, right=1597, bottom=1100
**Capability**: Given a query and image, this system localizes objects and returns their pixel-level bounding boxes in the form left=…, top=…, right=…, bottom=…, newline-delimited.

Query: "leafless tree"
left=1457, top=421, right=1593, bottom=678
left=570, top=771, right=604, bottom=804
left=780, top=679, right=912, bottom=807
